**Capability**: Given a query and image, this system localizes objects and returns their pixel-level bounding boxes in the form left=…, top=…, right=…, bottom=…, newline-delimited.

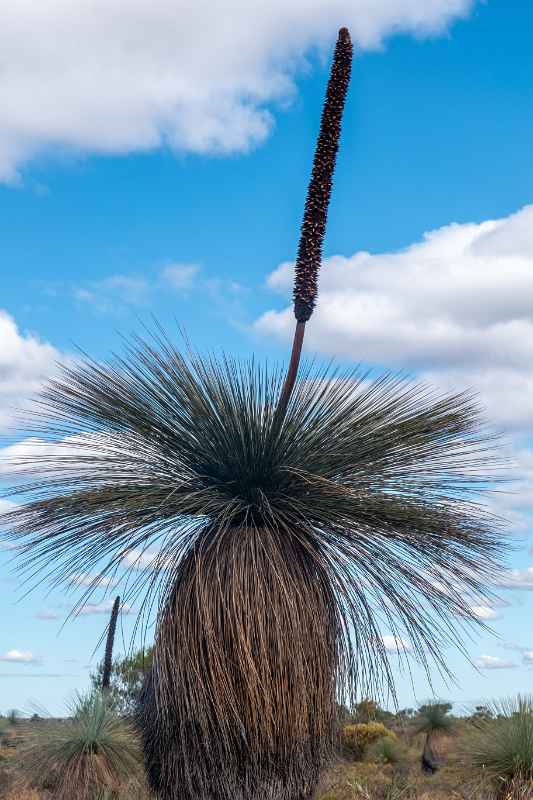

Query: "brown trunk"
left=139, top=526, right=339, bottom=800
left=421, top=733, right=441, bottom=774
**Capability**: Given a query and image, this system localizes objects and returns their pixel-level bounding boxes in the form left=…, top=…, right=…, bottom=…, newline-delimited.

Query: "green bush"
left=367, top=735, right=404, bottom=765
left=0, top=718, right=9, bottom=747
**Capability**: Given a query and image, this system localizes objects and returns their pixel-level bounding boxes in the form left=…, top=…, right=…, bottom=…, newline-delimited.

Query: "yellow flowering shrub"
left=341, top=722, right=396, bottom=759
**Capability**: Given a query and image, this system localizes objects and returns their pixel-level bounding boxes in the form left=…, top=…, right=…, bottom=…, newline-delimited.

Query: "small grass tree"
left=20, top=692, right=147, bottom=800
left=465, top=695, right=533, bottom=799
left=415, top=702, right=454, bottom=774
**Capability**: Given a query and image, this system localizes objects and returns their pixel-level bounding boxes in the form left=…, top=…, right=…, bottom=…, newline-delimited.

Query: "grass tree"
left=1, top=26, right=507, bottom=800
left=20, top=692, right=146, bottom=800
left=415, top=702, right=454, bottom=774
left=465, top=695, right=533, bottom=799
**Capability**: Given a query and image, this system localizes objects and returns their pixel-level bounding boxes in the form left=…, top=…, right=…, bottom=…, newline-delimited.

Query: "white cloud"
left=0, top=438, right=59, bottom=478
left=72, top=265, right=199, bottom=312
left=522, top=651, right=533, bottom=665
left=161, top=264, right=200, bottom=291
left=35, top=610, right=61, bottom=621
left=382, top=634, right=411, bottom=653
left=78, top=600, right=133, bottom=616
left=259, top=205, right=533, bottom=371
left=258, top=204, right=533, bottom=529
left=0, top=672, right=76, bottom=678
left=0, top=311, right=60, bottom=432
left=469, top=605, right=500, bottom=621
left=494, top=567, right=533, bottom=590
left=0, top=432, right=128, bottom=482
left=74, top=275, right=149, bottom=309
left=121, top=549, right=157, bottom=570
left=502, top=641, right=531, bottom=653
left=0, top=499, right=19, bottom=550
left=0, top=1, right=474, bottom=182
left=0, top=435, right=96, bottom=481
left=257, top=206, right=533, bottom=431
left=423, top=368, right=533, bottom=435
left=69, top=573, right=120, bottom=590
left=0, top=649, right=40, bottom=664
left=475, top=655, right=517, bottom=670
left=121, top=547, right=171, bottom=571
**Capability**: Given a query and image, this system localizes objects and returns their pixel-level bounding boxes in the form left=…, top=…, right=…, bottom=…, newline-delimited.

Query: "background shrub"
left=367, top=735, right=404, bottom=765
left=342, top=722, right=396, bottom=759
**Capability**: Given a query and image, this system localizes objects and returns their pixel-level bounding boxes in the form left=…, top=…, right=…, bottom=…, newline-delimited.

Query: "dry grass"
left=4, top=790, right=42, bottom=800
left=2, top=716, right=531, bottom=800
left=316, top=726, right=485, bottom=800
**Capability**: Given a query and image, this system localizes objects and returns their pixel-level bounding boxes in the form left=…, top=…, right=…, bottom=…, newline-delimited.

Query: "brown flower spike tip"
left=293, top=26, right=353, bottom=323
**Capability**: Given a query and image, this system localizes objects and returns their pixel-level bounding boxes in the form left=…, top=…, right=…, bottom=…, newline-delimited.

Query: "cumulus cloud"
left=161, top=264, right=200, bottom=291
left=469, top=605, right=500, bottom=621
left=122, top=549, right=158, bottom=570
left=474, top=655, right=517, bottom=670
left=74, top=275, right=150, bottom=310
left=0, top=437, right=65, bottom=478
left=258, top=205, right=533, bottom=378
left=71, top=264, right=199, bottom=312
left=0, top=499, right=19, bottom=550
left=0, top=673, right=78, bottom=678
left=494, top=567, right=533, bottom=591
left=502, top=641, right=531, bottom=653
left=78, top=600, right=133, bottom=616
left=69, top=574, right=120, bottom=590
left=0, top=435, right=107, bottom=489
left=0, top=311, right=61, bottom=432
left=257, top=204, right=533, bottom=529
left=35, top=610, right=61, bottom=621
left=382, top=635, right=411, bottom=653
left=0, top=649, right=40, bottom=664
left=121, top=547, right=173, bottom=571
left=0, top=0, right=475, bottom=182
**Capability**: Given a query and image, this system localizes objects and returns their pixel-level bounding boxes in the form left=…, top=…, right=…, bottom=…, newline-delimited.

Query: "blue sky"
left=1, top=0, right=533, bottom=714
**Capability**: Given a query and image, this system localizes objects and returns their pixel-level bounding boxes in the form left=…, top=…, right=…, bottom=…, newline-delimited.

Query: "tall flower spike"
left=277, top=27, right=352, bottom=417
left=293, top=27, right=353, bottom=324
left=102, top=595, right=120, bottom=691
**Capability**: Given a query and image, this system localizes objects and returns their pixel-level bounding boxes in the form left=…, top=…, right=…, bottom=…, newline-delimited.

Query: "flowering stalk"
left=277, top=27, right=353, bottom=417
left=102, top=595, right=120, bottom=691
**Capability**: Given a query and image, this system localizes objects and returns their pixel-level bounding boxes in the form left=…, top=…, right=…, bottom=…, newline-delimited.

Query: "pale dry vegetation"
left=1, top=698, right=532, bottom=799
